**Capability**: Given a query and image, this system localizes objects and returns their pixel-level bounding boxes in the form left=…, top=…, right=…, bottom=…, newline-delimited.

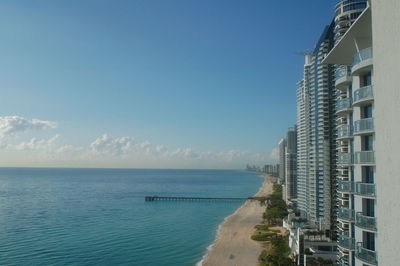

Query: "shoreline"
left=198, top=174, right=273, bottom=266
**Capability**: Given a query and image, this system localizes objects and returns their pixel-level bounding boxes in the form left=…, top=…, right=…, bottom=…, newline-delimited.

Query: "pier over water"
left=145, top=196, right=259, bottom=202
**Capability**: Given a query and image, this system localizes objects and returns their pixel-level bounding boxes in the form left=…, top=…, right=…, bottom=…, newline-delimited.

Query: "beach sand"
left=201, top=175, right=273, bottom=266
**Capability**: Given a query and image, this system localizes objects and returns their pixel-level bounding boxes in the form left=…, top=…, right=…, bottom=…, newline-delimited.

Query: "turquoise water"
left=0, top=168, right=262, bottom=265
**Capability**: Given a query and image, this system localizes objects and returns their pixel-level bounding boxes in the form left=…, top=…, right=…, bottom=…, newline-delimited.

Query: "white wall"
left=371, top=0, right=400, bottom=264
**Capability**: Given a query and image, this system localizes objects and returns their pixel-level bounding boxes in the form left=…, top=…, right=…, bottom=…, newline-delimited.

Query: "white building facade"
left=323, top=0, right=400, bottom=264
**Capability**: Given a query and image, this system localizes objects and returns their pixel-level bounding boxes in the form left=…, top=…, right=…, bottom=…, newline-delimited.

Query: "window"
left=362, top=72, right=372, bottom=86
left=362, top=166, right=374, bottom=183
left=361, top=104, right=373, bottom=118
left=363, top=231, right=376, bottom=250
left=362, top=135, right=373, bottom=151
left=363, top=198, right=375, bottom=216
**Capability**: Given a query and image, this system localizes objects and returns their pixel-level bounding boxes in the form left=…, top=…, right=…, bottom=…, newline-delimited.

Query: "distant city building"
left=263, top=164, right=279, bottom=177
left=285, top=126, right=297, bottom=204
left=278, top=138, right=287, bottom=183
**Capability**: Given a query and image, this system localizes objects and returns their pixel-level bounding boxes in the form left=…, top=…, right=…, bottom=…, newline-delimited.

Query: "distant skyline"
left=0, top=0, right=338, bottom=168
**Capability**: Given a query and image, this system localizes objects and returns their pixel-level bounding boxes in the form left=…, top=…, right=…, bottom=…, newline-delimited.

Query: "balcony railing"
left=335, top=66, right=351, bottom=80
left=338, top=207, right=355, bottom=222
left=337, top=124, right=352, bottom=139
left=353, top=85, right=373, bottom=104
left=354, top=151, right=375, bottom=164
left=336, top=98, right=352, bottom=113
left=356, top=243, right=377, bottom=265
left=355, top=182, right=376, bottom=197
left=338, top=180, right=354, bottom=193
left=353, top=47, right=373, bottom=67
left=338, top=234, right=355, bottom=250
left=353, top=118, right=374, bottom=134
left=338, top=153, right=353, bottom=165
left=356, top=212, right=377, bottom=231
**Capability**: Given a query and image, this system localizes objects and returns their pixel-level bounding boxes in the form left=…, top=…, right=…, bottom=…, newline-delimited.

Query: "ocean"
left=0, top=168, right=263, bottom=266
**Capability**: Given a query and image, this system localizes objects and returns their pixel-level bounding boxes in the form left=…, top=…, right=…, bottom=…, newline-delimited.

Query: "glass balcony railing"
left=354, top=151, right=375, bottom=164
left=353, top=118, right=374, bottom=134
left=338, top=153, right=353, bottom=165
left=356, top=243, right=378, bottom=265
left=335, top=66, right=351, bottom=80
left=338, top=180, right=354, bottom=193
left=336, top=98, right=352, bottom=113
left=353, top=47, right=373, bottom=67
left=337, top=124, right=352, bottom=139
left=355, top=182, right=376, bottom=197
left=338, top=207, right=355, bottom=222
left=353, top=85, right=373, bottom=104
left=338, top=234, right=355, bottom=250
left=356, top=212, right=377, bottom=231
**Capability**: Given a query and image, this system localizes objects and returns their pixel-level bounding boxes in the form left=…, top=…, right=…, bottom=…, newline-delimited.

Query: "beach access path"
left=201, top=174, right=273, bottom=266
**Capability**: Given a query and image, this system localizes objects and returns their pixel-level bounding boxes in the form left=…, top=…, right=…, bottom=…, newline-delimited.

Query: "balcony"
left=338, top=153, right=353, bottom=166
left=352, top=47, right=373, bottom=74
left=337, top=124, right=352, bottom=140
left=336, top=98, right=352, bottom=116
left=355, top=182, right=376, bottom=198
left=353, top=85, right=373, bottom=106
left=338, top=207, right=355, bottom=222
left=354, top=151, right=375, bottom=165
left=353, top=118, right=374, bottom=135
left=338, top=234, right=355, bottom=250
left=335, top=66, right=352, bottom=89
left=356, top=212, right=377, bottom=231
left=356, top=244, right=377, bottom=265
left=338, top=180, right=354, bottom=193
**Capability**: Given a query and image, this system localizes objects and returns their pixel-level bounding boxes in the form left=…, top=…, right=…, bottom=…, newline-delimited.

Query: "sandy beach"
left=201, top=175, right=273, bottom=266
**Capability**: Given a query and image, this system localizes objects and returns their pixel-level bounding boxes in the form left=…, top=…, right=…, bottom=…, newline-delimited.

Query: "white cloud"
left=90, top=134, right=134, bottom=156
left=218, top=150, right=248, bottom=161
left=169, top=147, right=201, bottom=159
left=268, top=147, right=279, bottom=162
left=0, top=116, right=268, bottom=168
left=6, top=135, right=60, bottom=151
left=0, top=116, right=57, bottom=138
left=155, top=145, right=167, bottom=153
left=56, top=145, right=84, bottom=154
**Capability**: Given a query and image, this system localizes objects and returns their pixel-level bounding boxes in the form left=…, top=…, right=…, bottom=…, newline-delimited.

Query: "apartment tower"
left=296, top=22, right=336, bottom=232
left=323, top=0, right=400, bottom=264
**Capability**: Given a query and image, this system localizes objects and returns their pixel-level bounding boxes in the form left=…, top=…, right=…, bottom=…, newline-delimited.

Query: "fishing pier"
left=145, top=196, right=260, bottom=202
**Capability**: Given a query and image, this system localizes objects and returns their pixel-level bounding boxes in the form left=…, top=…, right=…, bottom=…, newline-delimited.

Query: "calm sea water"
left=0, top=168, right=262, bottom=266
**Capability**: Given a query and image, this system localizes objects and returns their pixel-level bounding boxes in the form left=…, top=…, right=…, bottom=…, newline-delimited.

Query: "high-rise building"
left=285, top=126, right=297, bottom=204
left=333, top=0, right=368, bottom=44
left=323, top=0, right=400, bottom=265
left=278, top=138, right=287, bottom=183
left=296, top=22, right=336, bottom=232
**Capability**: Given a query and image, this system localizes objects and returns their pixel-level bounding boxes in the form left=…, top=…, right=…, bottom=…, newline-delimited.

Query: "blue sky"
left=0, top=0, right=338, bottom=168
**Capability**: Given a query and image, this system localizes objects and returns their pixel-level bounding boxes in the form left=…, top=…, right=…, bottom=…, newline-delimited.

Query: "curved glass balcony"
left=338, top=234, right=355, bottom=250
left=336, top=98, right=352, bottom=114
left=335, top=66, right=352, bottom=88
left=355, top=182, right=376, bottom=197
left=338, top=153, right=353, bottom=165
left=337, top=124, right=352, bottom=139
left=356, top=243, right=377, bottom=265
left=353, top=47, right=373, bottom=67
left=353, top=118, right=374, bottom=135
left=338, top=207, right=355, bottom=222
left=353, top=85, right=373, bottom=106
left=356, top=212, right=377, bottom=231
left=354, top=151, right=375, bottom=164
left=338, top=180, right=354, bottom=193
